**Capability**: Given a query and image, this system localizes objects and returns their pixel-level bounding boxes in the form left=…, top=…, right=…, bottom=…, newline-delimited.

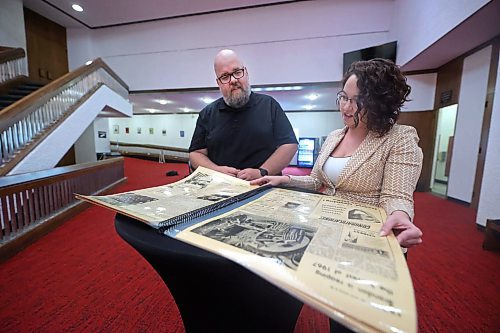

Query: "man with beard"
left=189, top=49, right=298, bottom=180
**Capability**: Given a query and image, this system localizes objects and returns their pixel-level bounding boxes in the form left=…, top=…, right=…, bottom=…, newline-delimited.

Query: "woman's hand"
left=379, top=211, right=423, bottom=248
left=250, top=175, right=290, bottom=186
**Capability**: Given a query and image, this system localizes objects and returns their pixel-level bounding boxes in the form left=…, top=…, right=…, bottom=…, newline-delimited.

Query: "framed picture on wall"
left=180, top=130, right=185, bottom=137
left=98, top=131, right=107, bottom=139
left=137, top=127, right=142, bottom=134
left=113, top=125, right=119, bottom=134
left=162, top=129, right=167, bottom=136
left=149, top=128, right=154, bottom=135
left=125, top=127, right=129, bottom=134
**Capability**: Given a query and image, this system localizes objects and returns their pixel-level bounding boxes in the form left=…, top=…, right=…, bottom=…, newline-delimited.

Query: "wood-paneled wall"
left=398, top=111, right=437, bottom=192
left=434, top=57, right=463, bottom=109
left=24, top=8, right=68, bottom=83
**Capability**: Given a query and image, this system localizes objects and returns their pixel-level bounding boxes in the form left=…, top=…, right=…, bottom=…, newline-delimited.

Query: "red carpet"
left=0, top=158, right=499, bottom=333
left=410, top=192, right=500, bottom=333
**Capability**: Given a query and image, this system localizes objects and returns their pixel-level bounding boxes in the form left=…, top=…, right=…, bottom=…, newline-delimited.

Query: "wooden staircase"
left=0, top=51, right=130, bottom=176
left=0, top=80, right=44, bottom=110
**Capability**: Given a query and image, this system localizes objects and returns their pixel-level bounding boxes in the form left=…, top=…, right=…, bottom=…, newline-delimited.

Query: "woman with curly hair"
left=251, top=58, right=423, bottom=249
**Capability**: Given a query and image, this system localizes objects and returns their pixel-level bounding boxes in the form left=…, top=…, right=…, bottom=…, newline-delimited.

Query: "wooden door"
left=24, top=8, right=69, bottom=83
left=398, top=110, right=437, bottom=192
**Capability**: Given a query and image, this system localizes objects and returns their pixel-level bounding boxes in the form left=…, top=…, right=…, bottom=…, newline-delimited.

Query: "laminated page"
left=173, top=188, right=417, bottom=333
left=76, top=167, right=257, bottom=228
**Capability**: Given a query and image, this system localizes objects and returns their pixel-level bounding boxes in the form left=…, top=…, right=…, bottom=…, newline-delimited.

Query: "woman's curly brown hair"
left=342, top=58, right=411, bottom=136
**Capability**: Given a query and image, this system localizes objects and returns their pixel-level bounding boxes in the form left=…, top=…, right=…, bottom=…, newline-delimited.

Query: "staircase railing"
left=0, top=157, right=126, bottom=261
left=0, top=47, right=28, bottom=84
left=0, top=58, right=129, bottom=176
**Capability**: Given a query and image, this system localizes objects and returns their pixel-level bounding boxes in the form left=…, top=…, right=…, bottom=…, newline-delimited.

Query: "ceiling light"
left=306, top=93, right=319, bottom=101
left=303, top=105, right=315, bottom=110
left=253, top=88, right=263, bottom=92
left=72, top=4, right=84, bottom=12
left=200, top=97, right=214, bottom=104
left=146, top=108, right=160, bottom=113
left=292, top=86, right=303, bottom=90
left=180, top=107, right=192, bottom=112
left=156, top=99, right=170, bottom=105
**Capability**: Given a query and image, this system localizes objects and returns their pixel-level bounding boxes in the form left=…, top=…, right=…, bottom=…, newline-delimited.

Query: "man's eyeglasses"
left=217, top=67, right=246, bottom=84
left=336, top=92, right=362, bottom=110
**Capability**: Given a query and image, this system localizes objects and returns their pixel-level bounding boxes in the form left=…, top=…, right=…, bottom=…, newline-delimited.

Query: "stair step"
left=0, top=95, right=23, bottom=102
left=6, top=92, right=26, bottom=98
left=0, top=81, right=45, bottom=110
left=18, top=84, right=44, bottom=91
left=23, top=82, right=44, bottom=88
left=9, top=87, right=38, bottom=95
left=8, top=90, right=33, bottom=97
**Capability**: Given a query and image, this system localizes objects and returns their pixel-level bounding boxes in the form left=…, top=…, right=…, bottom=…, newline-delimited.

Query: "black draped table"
left=114, top=213, right=304, bottom=333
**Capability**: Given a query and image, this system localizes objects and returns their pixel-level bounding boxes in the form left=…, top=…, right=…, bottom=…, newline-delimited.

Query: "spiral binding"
left=158, top=184, right=272, bottom=233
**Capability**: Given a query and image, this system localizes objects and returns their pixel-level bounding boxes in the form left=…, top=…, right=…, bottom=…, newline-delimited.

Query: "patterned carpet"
left=0, top=158, right=498, bottom=332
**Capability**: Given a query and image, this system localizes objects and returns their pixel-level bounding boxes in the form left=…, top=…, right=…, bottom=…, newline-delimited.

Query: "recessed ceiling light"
left=303, top=105, right=315, bottom=110
left=156, top=99, right=170, bottom=105
left=146, top=108, right=160, bottom=113
left=72, top=4, right=84, bottom=12
left=306, top=93, right=319, bottom=101
left=200, top=97, right=214, bottom=104
left=180, top=107, right=192, bottom=112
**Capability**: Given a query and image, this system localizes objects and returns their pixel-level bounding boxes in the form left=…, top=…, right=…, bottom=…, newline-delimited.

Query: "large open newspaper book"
left=76, top=167, right=417, bottom=333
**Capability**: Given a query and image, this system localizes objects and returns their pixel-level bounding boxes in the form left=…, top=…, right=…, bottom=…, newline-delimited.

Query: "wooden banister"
left=0, top=58, right=128, bottom=133
left=0, top=157, right=126, bottom=254
left=0, top=156, right=124, bottom=188
left=0, top=47, right=25, bottom=64
left=0, top=158, right=126, bottom=262
left=0, top=83, right=104, bottom=176
left=0, top=58, right=129, bottom=175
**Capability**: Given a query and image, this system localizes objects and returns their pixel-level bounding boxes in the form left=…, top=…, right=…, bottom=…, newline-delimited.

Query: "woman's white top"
left=323, top=156, right=351, bottom=185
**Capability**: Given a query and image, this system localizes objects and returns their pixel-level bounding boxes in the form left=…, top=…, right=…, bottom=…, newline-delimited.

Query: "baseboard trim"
left=446, top=196, right=471, bottom=207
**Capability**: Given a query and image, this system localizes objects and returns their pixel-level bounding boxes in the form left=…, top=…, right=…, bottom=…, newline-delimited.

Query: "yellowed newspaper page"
left=76, top=167, right=254, bottom=228
left=174, top=188, right=416, bottom=333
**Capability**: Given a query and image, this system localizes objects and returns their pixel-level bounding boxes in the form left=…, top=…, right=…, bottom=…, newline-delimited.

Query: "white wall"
left=108, top=111, right=343, bottom=150
left=0, top=0, right=27, bottom=50
left=477, top=50, right=500, bottom=227
left=75, top=117, right=110, bottom=163
left=67, top=0, right=393, bottom=89
left=447, top=45, right=492, bottom=203
left=75, top=123, right=97, bottom=164
left=109, top=114, right=198, bottom=148
left=94, top=118, right=111, bottom=153
left=404, top=73, right=438, bottom=111
left=287, top=112, right=343, bottom=139
left=390, top=0, right=490, bottom=66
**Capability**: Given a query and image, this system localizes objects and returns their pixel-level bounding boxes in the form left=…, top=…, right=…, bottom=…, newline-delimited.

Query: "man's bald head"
left=213, top=49, right=251, bottom=108
left=214, top=49, right=244, bottom=73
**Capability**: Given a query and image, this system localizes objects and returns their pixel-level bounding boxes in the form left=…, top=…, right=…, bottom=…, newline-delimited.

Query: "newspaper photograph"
left=76, top=167, right=255, bottom=228
left=175, top=188, right=416, bottom=333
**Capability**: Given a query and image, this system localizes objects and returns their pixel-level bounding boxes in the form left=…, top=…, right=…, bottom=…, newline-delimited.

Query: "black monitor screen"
left=343, top=41, right=397, bottom=74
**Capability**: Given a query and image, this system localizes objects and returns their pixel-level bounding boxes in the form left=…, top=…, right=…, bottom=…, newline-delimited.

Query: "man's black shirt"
left=189, top=92, right=297, bottom=170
